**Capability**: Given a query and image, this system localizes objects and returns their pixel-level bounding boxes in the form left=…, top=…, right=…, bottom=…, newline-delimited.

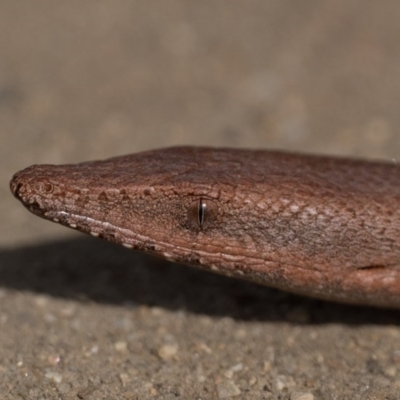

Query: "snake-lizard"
left=10, top=146, right=400, bottom=308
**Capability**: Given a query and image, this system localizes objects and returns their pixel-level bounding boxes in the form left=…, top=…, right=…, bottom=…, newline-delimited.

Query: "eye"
left=187, top=198, right=217, bottom=229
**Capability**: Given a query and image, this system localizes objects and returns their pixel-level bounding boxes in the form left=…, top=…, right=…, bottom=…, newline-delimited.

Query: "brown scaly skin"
left=10, top=146, right=400, bottom=308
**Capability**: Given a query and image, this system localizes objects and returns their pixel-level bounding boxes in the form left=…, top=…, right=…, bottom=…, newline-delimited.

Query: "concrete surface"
left=2, top=1, right=400, bottom=399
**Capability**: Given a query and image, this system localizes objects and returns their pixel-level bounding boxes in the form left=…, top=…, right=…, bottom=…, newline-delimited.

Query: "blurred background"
left=2, top=1, right=400, bottom=398
left=3, top=1, right=400, bottom=245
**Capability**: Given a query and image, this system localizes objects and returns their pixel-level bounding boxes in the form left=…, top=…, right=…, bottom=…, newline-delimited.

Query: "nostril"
left=9, top=176, right=23, bottom=198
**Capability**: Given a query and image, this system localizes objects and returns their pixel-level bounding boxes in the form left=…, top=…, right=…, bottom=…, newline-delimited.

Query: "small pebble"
left=158, top=344, right=178, bottom=360
left=275, top=374, right=295, bottom=391
left=114, top=341, right=128, bottom=353
left=249, top=376, right=257, bottom=385
left=216, top=380, right=241, bottom=398
left=77, top=385, right=96, bottom=399
left=224, top=363, right=243, bottom=378
left=384, top=366, right=397, bottom=377
left=47, top=355, right=61, bottom=366
left=119, top=373, right=130, bottom=387
left=45, top=371, right=62, bottom=384
left=34, top=296, right=49, bottom=308
left=290, top=391, right=314, bottom=400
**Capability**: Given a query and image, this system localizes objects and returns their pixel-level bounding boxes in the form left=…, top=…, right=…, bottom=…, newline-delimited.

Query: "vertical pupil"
left=187, top=198, right=216, bottom=230
left=198, top=198, right=206, bottom=226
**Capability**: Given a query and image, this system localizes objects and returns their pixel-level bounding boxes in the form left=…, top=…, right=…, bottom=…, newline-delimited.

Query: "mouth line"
left=20, top=200, right=46, bottom=217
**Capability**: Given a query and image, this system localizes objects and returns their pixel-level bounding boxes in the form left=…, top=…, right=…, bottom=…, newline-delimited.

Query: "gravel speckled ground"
left=2, top=2, right=400, bottom=399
